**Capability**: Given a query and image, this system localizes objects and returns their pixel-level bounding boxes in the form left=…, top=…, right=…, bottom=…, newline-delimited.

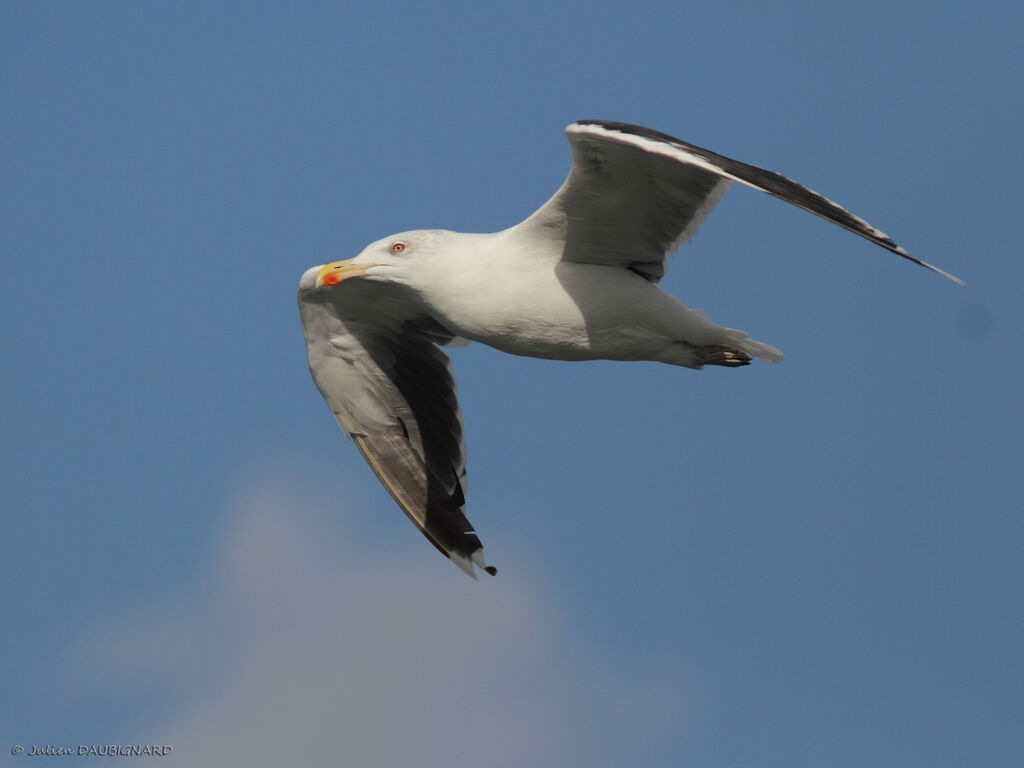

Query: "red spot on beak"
left=321, top=272, right=340, bottom=286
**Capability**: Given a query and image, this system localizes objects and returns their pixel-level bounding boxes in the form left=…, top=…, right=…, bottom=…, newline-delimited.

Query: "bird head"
left=301, top=230, right=457, bottom=294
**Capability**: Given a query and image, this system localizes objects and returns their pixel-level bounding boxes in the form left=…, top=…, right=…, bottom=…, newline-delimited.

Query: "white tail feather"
left=740, top=337, right=785, bottom=363
left=720, top=328, right=785, bottom=363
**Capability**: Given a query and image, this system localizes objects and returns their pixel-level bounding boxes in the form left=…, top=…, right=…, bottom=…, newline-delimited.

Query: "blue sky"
left=2, top=1, right=1021, bottom=765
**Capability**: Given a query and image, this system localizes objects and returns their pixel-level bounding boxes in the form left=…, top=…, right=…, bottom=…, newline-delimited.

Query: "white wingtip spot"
left=447, top=548, right=497, bottom=579
left=449, top=551, right=478, bottom=579
left=472, top=548, right=498, bottom=577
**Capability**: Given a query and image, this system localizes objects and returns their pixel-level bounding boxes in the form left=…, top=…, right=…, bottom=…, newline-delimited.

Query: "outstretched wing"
left=298, top=282, right=495, bottom=578
left=513, top=120, right=962, bottom=284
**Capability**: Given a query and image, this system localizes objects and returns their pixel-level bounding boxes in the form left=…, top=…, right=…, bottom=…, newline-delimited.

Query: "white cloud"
left=80, top=460, right=694, bottom=767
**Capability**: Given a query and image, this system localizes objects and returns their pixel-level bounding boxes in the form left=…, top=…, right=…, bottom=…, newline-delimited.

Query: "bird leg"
left=696, top=344, right=751, bottom=367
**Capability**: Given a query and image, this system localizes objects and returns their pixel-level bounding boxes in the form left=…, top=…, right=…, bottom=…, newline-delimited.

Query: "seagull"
left=298, top=120, right=961, bottom=578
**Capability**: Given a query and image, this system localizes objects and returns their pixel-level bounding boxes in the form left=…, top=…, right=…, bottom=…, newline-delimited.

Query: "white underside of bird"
left=305, top=228, right=782, bottom=367
left=298, top=120, right=961, bottom=578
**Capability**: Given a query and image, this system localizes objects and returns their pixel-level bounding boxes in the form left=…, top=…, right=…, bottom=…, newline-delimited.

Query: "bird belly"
left=431, top=260, right=721, bottom=362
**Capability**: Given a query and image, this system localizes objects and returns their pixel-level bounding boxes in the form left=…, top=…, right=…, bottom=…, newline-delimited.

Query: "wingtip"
left=932, top=264, right=967, bottom=287
left=449, top=551, right=478, bottom=579
left=472, top=548, right=498, bottom=577
left=449, top=547, right=498, bottom=578
left=887, top=242, right=965, bottom=286
left=915, top=257, right=967, bottom=287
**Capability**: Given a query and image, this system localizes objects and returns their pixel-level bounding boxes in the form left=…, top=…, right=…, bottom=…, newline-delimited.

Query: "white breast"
left=417, top=231, right=713, bottom=361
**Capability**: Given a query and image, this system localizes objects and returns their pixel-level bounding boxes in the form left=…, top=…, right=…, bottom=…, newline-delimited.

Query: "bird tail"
left=722, top=329, right=785, bottom=363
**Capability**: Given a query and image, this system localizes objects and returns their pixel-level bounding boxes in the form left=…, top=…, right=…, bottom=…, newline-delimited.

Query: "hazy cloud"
left=79, top=463, right=694, bottom=766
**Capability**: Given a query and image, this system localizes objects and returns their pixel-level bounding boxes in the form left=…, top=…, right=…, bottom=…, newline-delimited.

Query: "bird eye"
left=390, top=242, right=406, bottom=254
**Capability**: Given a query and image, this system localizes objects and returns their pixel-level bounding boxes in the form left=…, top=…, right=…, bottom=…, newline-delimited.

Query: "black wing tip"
left=887, top=245, right=966, bottom=286
left=882, top=238, right=966, bottom=286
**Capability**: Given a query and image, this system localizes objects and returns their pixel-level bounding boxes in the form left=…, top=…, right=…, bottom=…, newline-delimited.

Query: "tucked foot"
left=697, top=344, right=751, bottom=367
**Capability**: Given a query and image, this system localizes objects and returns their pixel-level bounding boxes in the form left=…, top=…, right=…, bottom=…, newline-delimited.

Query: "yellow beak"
left=315, top=259, right=376, bottom=287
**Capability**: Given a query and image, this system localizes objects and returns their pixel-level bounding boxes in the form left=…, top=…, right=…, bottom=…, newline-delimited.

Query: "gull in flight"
left=298, top=120, right=961, bottom=577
